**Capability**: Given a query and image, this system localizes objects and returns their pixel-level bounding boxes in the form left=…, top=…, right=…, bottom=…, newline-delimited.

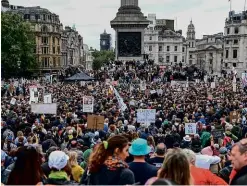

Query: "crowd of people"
left=1, top=61, right=247, bottom=185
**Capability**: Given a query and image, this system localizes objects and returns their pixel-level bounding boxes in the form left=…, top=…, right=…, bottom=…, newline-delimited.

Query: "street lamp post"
left=17, top=60, right=21, bottom=77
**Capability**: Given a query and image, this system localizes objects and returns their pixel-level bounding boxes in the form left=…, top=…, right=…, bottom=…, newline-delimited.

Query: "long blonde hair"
left=68, top=151, right=78, bottom=167
left=158, top=148, right=193, bottom=185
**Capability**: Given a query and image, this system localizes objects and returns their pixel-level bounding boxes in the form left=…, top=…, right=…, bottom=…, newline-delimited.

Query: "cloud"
left=10, top=0, right=246, bottom=49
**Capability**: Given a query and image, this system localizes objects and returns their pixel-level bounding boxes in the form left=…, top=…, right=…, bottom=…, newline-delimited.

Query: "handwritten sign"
left=230, top=111, right=240, bottom=123
left=10, top=98, right=16, bottom=105
left=137, top=109, right=156, bottom=123
left=87, top=115, right=104, bottom=130
left=212, top=129, right=224, bottom=139
left=185, top=123, right=197, bottom=134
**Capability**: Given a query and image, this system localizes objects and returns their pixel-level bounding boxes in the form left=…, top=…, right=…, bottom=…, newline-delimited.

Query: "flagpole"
left=230, top=0, right=232, bottom=12
left=244, top=0, right=246, bottom=11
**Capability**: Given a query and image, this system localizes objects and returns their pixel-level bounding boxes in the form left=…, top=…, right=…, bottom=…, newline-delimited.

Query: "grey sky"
left=10, top=0, right=246, bottom=50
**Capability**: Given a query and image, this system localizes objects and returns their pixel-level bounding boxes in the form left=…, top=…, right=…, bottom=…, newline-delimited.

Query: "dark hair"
left=88, top=135, right=128, bottom=173
left=7, top=146, right=44, bottom=185
left=152, top=178, right=177, bottom=185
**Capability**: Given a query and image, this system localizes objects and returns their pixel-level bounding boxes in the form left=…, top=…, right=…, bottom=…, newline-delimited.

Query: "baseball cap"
left=48, top=151, right=69, bottom=171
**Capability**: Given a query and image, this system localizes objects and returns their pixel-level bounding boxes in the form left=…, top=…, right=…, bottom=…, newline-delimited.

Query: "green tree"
left=92, top=50, right=115, bottom=70
left=1, top=12, right=37, bottom=78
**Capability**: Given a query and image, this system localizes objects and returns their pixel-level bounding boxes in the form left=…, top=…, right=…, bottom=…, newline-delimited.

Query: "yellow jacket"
left=71, top=165, right=84, bottom=183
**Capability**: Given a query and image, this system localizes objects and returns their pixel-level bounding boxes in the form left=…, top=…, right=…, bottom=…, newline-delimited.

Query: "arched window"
left=41, top=25, right=49, bottom=32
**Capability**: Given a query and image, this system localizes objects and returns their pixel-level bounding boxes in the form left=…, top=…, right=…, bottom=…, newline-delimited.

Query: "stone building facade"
left=82, top=44, right=93, bottom=70
left=144, top=14, right=186, bottom=65
left=61, top=26, right=83, bottom=66
left=191, top=33, right=224, bottom=76
left=223, top=10, right=247, bottom=75
left=9, top=6, right=63, bottom=74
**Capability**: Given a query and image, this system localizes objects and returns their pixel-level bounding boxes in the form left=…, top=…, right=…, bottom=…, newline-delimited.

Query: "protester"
left=129, top=138, right=158, bottom=185
left=80, top=135, right=135, bottom=185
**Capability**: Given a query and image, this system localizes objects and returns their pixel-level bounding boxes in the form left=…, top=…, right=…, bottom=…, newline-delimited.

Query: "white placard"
left=140, top=81, right=146, bottom=91
left=185, top=123, right=197, bottom=134
left=29, top=86, right=38, bottom=104
left=211, top=82, right=216, bottom=89
left=80, top=81, right=86, bottom=86
left=83, top=96, right=94, bottom=113
left=10, top=98, right=16, bottom=105
left=44, top=94, right=52, bottom=104
left=233, top=83, right=237, bottom=92
left=31, top=103, right=57, bottom=114
left=129, top=100, right=135, bottom=106
left=157, top=89, right=163, bottom=95
left=150, top=90, right=156, bottom=94
left=137, top=109, right=156, bottom=123
left=171, top=81, right=176, bottom=86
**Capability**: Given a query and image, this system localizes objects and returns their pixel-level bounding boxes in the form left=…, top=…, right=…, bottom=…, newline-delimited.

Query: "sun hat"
left=183, top=135, right=191, bottom=142
left=48, top=151, right=69, bottom=171
left=129, top=138, right=151, bottom=156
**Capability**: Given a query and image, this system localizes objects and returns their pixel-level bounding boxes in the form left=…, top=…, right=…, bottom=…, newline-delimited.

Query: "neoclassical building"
left=223, top=10, right=247, bottom=75
left=144, top=14, right=186, bottom=65
left=61, top=26, right=83, bottom=67
left=4, top=3, right=63, bottom=74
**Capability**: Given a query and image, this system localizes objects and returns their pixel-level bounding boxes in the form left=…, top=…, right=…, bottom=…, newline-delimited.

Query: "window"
left=225, top=63, right=228, bottom=68
left=35, top=14, right=40, bottom=20
left=174, top=46, right=178, bottom=51
left=227, top=28, right=230, bottom=34
left=234, top=40, right=238, bottom=44
left=226, top=40, right=230, bottom=44
left=166, top=56, right=170, bottom=63
left=53, top=57, right=56, bottom=67
left=57, top=38, right=60, bottom=45
left=149, top=46, right=152, bottom=51
left=33, top=47, right=36, bottom=54
left=192, top=42, right=194, bottom=48
left=53, top=37, right=55, bottom=44
left=182, top=56, right=185, bottom=62
left=189, top=42, right=191, bottom=47
left=233, top=50, right=238, bottom=58
left=226, top=50, right=229, bottom=58
left=190, top=55, right=192, bottom=59
left=182, top=47, right=185, bottom=52
left=41, top=37, right=48, bottom=44
left=42, top=47, right=49, bottom=54
left=24, top=14, right=30, bottom=20
left=53, top=47, right=56, bottom=54
left=159, top=58, right=164, bottom=63
left=42, top=57, right=49, bottom=67
left=234, top=27, right=239, bottom=34
left=159, top=46, right=162, bottom=52
left=41, top=25, right=48, bottom=32
left=167, top=46, right=170, bottom=51
left=209, top=59, right=213, bottom=65
left=174, top=56, right=177, bottom=62
left=233, top=63, right=237, bottom=67
left=209, top=53, right=213, bottom=57
left=57, top=46, right=60, bottom=54
left=149, top=36, right=152, bottom=40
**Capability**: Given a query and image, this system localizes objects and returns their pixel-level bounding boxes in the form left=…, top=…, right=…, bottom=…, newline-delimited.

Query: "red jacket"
left=190, top=165, right=228, bottom=185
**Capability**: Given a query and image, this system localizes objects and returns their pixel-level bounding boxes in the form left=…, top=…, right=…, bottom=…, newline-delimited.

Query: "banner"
left=44, top=94, right=52, bottom=104
left=83, top=96, right=94, bottom=113
left=242, top=73, right=247, bottom=87
left=137, top=109, right=156, bottom=123
left=31, top=103, right=57, bottom=114
left=185, top=123, right=197, bottom=134
left=113, top=87, right=127, bottom=111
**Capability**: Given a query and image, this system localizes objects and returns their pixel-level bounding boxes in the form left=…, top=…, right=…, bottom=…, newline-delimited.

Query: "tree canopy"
left=1, top=12, right=38, bottom=78
left=92, top=50, right=115, bottom=70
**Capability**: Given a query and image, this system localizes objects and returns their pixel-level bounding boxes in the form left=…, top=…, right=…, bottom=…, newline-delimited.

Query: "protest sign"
left=44, top=94, right=52, bottom=104
left=31, top=103, right=57, bottom=114
left=233, top=83, right=237, bottom=92
left=83, top=96, right=94, bottom=112
left=212, top=129, right=224, bottom=139
left=211, top=82, right=216, bottom=89
left=242, top=73, right=247, bottom=87
left=140, top=81, right=146, bottom=90
left=150, top=90, right=156, bottom=94
left=10, top=98, right=16, bottom=105
left=185, top=123, right=197, bottom=134
left=129, top=100, right=136, bottom=106
left=87, top=85, right=93, bottom=90
left=137, top=109, right=156, bottom=123
left=80, top=81, right=85, bottom=86
left=87, top=115, right=104, bottom=130
left=230, top=111, right=240, bottom=123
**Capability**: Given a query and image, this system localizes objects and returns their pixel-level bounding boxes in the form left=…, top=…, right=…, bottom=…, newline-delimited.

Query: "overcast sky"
left=10, top=0, right=246, bottom=49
